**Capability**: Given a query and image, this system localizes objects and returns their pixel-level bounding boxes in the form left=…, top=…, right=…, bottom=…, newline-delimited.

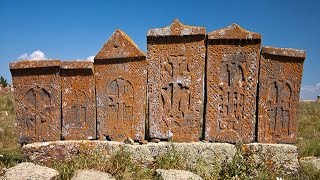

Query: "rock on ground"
left=244, top=143, right=299, bottom=175
left=156, top=169, right=203, bottom=180
left=71, top=169, right=115, bottom=180
left=300, top=156, right=320, bottom=170
left=3, top=162, right=59, bottom=180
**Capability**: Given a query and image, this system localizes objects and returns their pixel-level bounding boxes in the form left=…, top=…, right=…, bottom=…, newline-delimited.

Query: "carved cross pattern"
left=108, top=78, right=134, bottom=123
left=25, top=86, right=51, bottom=140
left=219, top=52, right=245, bottom=131
left=70, top=90, right=88, bottom=128
left=281, top=84, right=292, bottom=129
left=160, top=55, right=191, bottom=129
left=267, top=80, right=292, bottom=140
left=267, top=82, right=292, bottom=139
left=267, top=81, right=280, bottom=134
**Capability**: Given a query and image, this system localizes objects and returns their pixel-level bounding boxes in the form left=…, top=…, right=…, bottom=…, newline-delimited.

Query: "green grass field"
left=0, top=92, right=319, bottom=179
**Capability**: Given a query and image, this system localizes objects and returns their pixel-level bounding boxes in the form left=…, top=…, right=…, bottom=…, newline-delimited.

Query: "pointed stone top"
left=94, top=29, right=145, bottom=61
left=10, top=60, right=61, bottom=70
left=261, top=46, right=306, bottom=59
left=208, top=23, right=261, bottom=40
left=147, top=18, right=206, bottom=37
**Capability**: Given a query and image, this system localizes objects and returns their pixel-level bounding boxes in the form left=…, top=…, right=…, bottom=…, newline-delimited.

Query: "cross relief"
left=25, top=86, right=51, bottom=140
left=267, top=80, right=292, bottom=139
left=108, top=78, right=134, bottom=124
left=160, top=54, right=192, bottom=131
left=218, top=52, right=246, bottom=132
left=69, top=89, right=88, bottom=128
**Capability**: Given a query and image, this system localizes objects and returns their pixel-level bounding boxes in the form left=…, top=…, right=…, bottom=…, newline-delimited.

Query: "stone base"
left=22, top=140, right=299, bottom=175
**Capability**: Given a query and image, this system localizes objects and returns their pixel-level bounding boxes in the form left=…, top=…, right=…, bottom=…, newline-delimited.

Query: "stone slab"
left=72, top=170, right=115, bottom=180
left=61, top=61, right=96, bottom=140
left=10, top=60, right=61, bottom=144
left=3, top=162, right=59, bottom=180
left=244, top=143, right=299, bottom=175
left=300, top=156, right=320, bottom=171
left=22, top=140, right=236, bottom=167
left=21, top=140, right=299, bottom=175
left=147, top=19, right=206, bottom=142
left=94, top=29, right=146, bottom=141
left=155, top=169, right=203, bottom=180
left=258, top=46, right=306, bottom=143
left=205, top=24, right=261, bottom=143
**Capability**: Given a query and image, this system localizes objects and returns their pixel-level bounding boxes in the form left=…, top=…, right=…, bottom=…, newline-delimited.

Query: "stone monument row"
left=10, top=19, right=306, bottom=144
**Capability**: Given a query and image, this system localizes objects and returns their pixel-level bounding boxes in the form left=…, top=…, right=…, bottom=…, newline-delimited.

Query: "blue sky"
left=1, top=0, right=319, bottom=99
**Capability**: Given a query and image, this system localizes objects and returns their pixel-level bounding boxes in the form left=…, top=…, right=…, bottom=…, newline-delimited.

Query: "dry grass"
left=0, top=92, right=22, bottom=175
left=51, top=146, right=153, bottom=180
left=296, top=102, right=320, bottom=157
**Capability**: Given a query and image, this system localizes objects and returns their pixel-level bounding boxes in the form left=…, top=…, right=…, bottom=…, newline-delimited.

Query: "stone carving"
left=61, top=61, right=96, bottom=140
left=205, top=24, right=261, bottom=143
left=147, top=19, right=206, bottom=142
left=8, top=21, right=306, bottom=145
left=258, top=46, right=306, bottom=143
left=10, top=60, right=61, bottom=144
left=95, top=29, right=146, bottom=141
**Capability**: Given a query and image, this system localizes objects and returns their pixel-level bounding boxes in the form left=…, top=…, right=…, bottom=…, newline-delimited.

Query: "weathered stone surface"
left=61, top=61, right=96, bottom=140
left=22, top=141, right=299, bottom=174
left=72, top=170, right=115, bottom=180
left=94, top=29, right=147, bottom=142
left=155, top=169, right=203, bottom=180
left=205, top=24, right=261, bottom=143
left=22, top=140, right=236, bottom=166
left=147, top=19, right=206, bottom=142
left=3, top=162, right=59, bottom=180
left=300, top=156, right=320, bottom=171
left=244, top=143, right=299, bottom=175
left=10, top=60, right=61, bottom=144
left=258, top=46, right=306, bottom=143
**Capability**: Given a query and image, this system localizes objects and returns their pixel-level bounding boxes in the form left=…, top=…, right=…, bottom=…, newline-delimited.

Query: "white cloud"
left=300, top=83, right=320, bottom=100
left=18, top=50, right=47, bottom=60
left=86, top=56, right=94, bottom=62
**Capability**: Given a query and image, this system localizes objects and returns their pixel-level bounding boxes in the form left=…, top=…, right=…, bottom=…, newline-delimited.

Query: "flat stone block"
left=10, top=60, right=61, bottom=143
left=244, top=143, right=299, bottom=175
left=3, top=162, right=59, bottom=180
left=205, top=24, right=261, bottom=143
left=147, top=19, right=206, bottom=142
left=22, top=141, right=299, bottom=175
left=94, top=29, right=147, bottom=141
left=258, top=46, right=306, bottom=143
left=61, top=61, right=96, bottom=140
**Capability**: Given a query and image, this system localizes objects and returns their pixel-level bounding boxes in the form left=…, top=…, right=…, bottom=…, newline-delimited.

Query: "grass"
left=297, top=102, right=320, bottom=157
left=51, top=146, right=153, bottom=180
left=0, top=92, right=320, bottom=179
left=0, top=92, right=22, bottom=175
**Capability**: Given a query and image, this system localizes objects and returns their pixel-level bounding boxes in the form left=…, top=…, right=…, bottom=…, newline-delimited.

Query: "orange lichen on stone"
left=257, top=46, right=306, bottom=144
left=94, top=29, right=147, bottom=142
left=147, top=19, right=206, bottom=142
left=208, top=23, right=261, bottom=40
left=205, top=24, right=261, bottom=143
left=10, top=60, right=61, bottom=69
left=10, top=60, right=62, bottom=144
left=147, top=19, right=205, bottom=37
left=95, top=29, right=145, bottom=60
left=61, top=61, right=96, bottom=140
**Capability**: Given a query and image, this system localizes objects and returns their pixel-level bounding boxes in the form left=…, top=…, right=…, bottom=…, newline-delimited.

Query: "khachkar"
left=205, top=24, right=261, bottom=143
left=94, top=29, right=147, bottom=141
left=147, top=19, right=206, bottom=142
left=10, top=60, right=61, bottom=144
left=61, top=61, right=96, bottom=140
left=258, top=46, right=306, bottom=143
